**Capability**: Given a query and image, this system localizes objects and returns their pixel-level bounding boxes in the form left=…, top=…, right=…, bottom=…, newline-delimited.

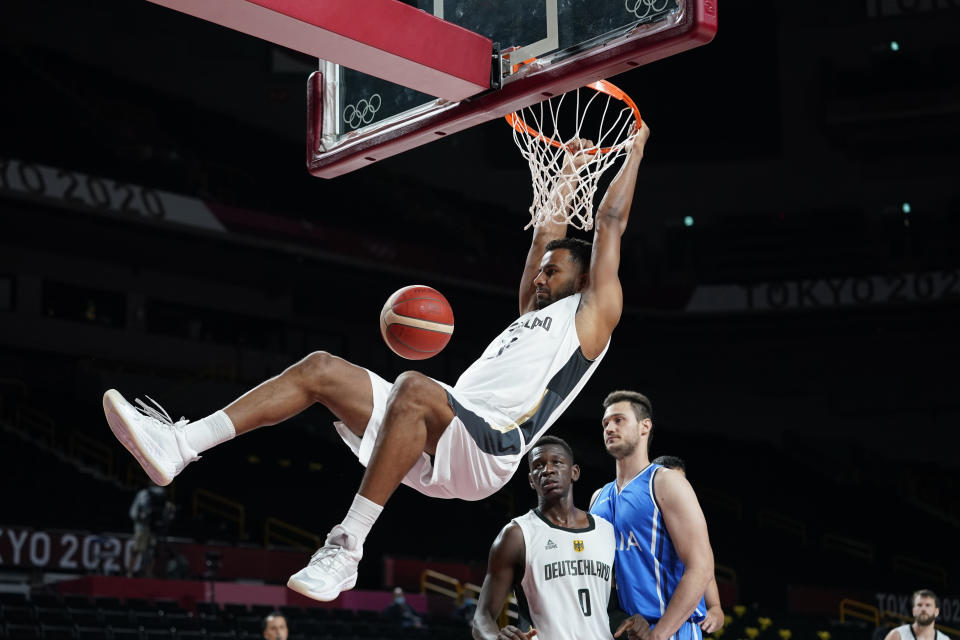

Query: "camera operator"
left=128, top=485, right=175, bottom=577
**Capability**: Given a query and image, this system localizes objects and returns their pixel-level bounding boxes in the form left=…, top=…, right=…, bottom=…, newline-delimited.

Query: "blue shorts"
left=651, top=620, right=703, bottom=640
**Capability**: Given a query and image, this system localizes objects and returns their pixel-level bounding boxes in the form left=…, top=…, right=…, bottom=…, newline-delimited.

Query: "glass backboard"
left=308, top=0, right=717, bottom=177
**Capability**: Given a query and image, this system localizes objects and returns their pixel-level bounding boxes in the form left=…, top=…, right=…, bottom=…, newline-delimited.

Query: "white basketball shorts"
left=333, top=369, right=525, bottom=501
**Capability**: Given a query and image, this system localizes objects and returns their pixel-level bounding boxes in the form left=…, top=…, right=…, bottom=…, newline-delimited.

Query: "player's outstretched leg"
left=287, top=371, right=454, bottom=602
left=104, top=351, right=374, bottom=486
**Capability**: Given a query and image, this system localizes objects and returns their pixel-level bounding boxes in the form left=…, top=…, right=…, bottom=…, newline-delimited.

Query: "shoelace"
left=310, top=545, right=352, bottom=571
left=135, top=395, right=190, bottom=430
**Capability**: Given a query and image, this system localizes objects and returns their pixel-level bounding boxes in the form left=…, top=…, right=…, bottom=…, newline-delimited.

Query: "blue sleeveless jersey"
left=590, top=464, right=706, bottom=625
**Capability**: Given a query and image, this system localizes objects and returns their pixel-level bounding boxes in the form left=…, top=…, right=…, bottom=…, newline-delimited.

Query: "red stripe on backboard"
left=146, top=0, right=491, bottom=100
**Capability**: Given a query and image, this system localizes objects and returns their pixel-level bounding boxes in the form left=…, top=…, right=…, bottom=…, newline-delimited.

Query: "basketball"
left=379, top=285, right=454, bottom=360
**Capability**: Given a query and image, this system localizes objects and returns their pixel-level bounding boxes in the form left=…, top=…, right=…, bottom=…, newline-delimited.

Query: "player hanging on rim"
left=102, top=122, right=650, bottom=602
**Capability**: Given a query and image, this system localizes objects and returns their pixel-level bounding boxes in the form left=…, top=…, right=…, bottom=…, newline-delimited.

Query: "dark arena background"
left=2, top=1, right=960, bottom=639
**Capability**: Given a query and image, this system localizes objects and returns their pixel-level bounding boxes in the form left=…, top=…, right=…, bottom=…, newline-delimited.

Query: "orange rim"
left=504, top=79, right=642, bottom=155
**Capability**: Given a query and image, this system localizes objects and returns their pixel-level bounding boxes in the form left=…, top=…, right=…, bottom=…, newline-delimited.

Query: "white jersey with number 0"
left=514, top=509, right=616, bottom=640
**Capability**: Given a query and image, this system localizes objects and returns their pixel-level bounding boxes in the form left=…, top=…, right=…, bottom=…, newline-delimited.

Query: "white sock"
left=339, top=494, right=383, bottom=546
left=185, top=410, right=236, bottom=454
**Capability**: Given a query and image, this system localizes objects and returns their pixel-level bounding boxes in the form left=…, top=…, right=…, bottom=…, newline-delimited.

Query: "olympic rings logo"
left=342, top=94, right=382, bottom=130
left=625, top=0, right=672, bottom=20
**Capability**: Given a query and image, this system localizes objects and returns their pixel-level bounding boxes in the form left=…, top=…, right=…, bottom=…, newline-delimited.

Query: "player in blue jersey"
left=590, top=391, right=714, bottom=640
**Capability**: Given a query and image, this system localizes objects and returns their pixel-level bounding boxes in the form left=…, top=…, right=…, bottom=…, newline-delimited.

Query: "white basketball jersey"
left=449, top=293, right=609, bottom=454
left=513, top=510, right=616, bottom=640
left=894, top=625, right=951, bottom=640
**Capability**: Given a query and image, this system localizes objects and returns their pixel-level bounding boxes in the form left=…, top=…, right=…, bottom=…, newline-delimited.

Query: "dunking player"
left=590, top=392, right=714, bottom=640
left=103, top=123, right=651, bottom=602
left=884, top=590, right=952, bottom=640
left=650, top=456, right=724, bottom=635
left=473, top=436, right=616, bottom=640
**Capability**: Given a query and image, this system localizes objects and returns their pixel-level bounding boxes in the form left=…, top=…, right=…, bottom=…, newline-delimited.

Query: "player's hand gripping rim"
left=561, top=137, right=596, bottom=175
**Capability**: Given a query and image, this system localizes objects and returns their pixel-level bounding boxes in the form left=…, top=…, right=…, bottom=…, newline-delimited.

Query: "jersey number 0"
left=578, top=588, right=592, bottom=616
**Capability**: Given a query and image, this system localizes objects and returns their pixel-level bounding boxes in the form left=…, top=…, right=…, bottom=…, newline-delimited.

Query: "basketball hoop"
left=505, top=80, right=642, bottom=231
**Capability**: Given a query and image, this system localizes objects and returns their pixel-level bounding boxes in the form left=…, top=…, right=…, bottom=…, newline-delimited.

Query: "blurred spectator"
left=383, top=586, right=425, bottom=629
left=453, top=595, right=477, bottom=626
left=263, top=612, right=288, bottom=640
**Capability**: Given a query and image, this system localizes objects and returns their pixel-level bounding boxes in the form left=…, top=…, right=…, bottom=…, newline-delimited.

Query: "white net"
left=508, top=81, right=641, bottom=231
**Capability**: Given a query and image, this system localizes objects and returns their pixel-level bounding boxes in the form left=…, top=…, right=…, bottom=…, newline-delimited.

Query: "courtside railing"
left=823, top=533, right=874, bottom=562
left=70, top=431, right=115, bottom=477
left=839, top=599, right=879, bottom=625
left=892, top=555, right=948, bottom=586
left=757, top=510, right=807, bottom=545
left=421, top=569, right=463, bottom=600
left=16, top=405, right=57, bottom=447
left=265, top=517, right=322, bottom=551
left=193, top=488, right=245, bottom=539
left=715, top=563, right=738, bottom=584
left=420, top=569, right=515, bottom=627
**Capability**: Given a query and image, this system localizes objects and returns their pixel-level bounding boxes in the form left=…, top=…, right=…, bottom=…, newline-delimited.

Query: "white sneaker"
left=287, top=525, right=362, bottom=602
left=103, top=389, right=199, bottom=486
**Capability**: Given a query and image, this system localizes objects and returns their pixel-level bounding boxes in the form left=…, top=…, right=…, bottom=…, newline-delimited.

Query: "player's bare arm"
left=576, top=123, right=650, bottom=359
left=643, top=467, right=714, bottom=640
left=884, top=630, right=904, bottom=640
left=474, top=523, right=536, bottom=640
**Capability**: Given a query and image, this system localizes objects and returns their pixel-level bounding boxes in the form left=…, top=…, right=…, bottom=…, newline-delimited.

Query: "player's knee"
left=296, top=351, right=338, bottom=390
left=388, top=372, right=451, bottom=435
left=392, top=371, right=434, bottom=407
left=394, top=370, right=430, bottom=393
